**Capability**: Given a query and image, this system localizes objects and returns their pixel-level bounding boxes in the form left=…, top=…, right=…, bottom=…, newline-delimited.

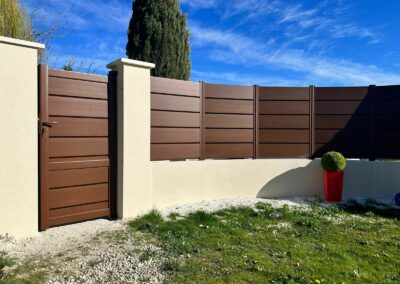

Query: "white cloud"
left=24, top=0, right=131, bottom=33
left=216, top=0, right=380, bottom=47
left=189, top=24, right=400, bottom=85
left=191, top=70, right=306, bottom=86
left=180, top=0, right=218, bottom=9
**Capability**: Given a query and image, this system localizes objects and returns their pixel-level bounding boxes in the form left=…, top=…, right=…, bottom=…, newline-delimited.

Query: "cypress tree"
left=126, top=0, right=191, bottom=80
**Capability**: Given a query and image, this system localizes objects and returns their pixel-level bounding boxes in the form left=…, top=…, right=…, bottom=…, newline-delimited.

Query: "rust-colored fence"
left=151, top=77, right=201, bottom=160
left=258, top=87, right=312, bottom=158
left=39, top=66, right=116, bottom=230
left=150, top=77, right=400, bottom=161
left=204, top=83, right=255, bottom=159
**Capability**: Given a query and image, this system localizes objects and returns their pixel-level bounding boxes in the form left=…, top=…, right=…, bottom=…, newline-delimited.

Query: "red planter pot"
left=323, top=170, right=344, bottom=202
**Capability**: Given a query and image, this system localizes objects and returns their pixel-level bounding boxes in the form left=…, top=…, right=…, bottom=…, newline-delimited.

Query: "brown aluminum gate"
left=39, top=65, right=117, bottom=230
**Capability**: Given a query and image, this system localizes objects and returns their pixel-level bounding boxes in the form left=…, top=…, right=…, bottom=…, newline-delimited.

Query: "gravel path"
left=3, top=197, right=384, bottom=283
left=158, top=197, right=311, bottom=219
left=0, top=219, right=166, bottom=283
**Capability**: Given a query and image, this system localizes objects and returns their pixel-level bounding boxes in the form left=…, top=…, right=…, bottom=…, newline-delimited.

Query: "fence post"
left=200, top=81, right=206, bottom=160
left=253, top=85, right=259, bottom=159
left=309, top=85, right=315, bottom=159
left=369, top=85, right=376, bottom=161
left=106, top=58, right=155, bottom=219
left=107, top=71, right=118, bottom=219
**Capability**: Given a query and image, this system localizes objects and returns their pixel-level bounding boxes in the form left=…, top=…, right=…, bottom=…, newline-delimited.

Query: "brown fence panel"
left=151, top=77, right=201, bottom=161
left=314, top=87, right=370, bottom=158
left=258, top=87, right=311, bottom=158
left=374, top=85, right=400, bottom=159
left=204, top=83, right=254, bottom=158
left=40, top=67, right=115, bottom=230
left=150, top=78, right=400, bottom=161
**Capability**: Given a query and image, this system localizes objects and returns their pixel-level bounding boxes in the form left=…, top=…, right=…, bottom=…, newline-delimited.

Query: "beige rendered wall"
left=0, top=37, right=44, bottom=238
left=151, top=159, right=324, bottom=209
left=107, top=59, right=155, bottom=219
left=151, top=159, right=400, bottom=209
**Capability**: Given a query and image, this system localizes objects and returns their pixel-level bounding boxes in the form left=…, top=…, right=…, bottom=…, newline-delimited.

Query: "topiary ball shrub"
left=321, top=151, right=347, bottom=172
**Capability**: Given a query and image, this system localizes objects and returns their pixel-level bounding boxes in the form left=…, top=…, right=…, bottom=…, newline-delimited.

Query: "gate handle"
left=42, top=121, right=59, bottom=128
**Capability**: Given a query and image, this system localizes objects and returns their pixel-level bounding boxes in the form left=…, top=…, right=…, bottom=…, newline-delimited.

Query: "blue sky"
left=23, top=0, right=400, bottom=86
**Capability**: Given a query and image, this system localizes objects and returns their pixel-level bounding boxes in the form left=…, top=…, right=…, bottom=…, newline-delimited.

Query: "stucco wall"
left=151, top=159, right=399, bottom=209
left=0, top=37, right=44, bottom=238
left=107, top=59, right=155, bottom=219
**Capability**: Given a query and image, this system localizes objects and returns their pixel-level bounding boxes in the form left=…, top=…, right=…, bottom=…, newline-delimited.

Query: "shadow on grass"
left=337, top=200, right=400, bottom=220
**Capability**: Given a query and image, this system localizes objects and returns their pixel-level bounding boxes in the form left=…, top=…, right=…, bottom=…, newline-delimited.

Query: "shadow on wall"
left=256, top=158, right=400, bottom=201
left=257, top=160, right=324, bottom=199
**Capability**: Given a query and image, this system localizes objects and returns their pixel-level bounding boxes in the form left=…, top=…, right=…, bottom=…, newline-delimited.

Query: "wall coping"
left=107, top=58, right=155, bottom=70
left=0, top=36, right=45, bottom=50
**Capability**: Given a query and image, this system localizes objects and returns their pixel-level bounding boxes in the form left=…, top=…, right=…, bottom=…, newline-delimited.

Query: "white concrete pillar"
left=0, top=36, right=44, bottom=238
left=107, top=58, right=155, bottom=219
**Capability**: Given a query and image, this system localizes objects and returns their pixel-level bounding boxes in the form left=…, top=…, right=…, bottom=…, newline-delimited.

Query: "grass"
left=129, top=202, right=400, bottom=283
left=0, top=254, right=49, bottom=284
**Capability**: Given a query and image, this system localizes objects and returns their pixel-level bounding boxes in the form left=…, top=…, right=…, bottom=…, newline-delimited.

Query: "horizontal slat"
left=151, top=128, right=200, bottom=143
left=375, top=130, right=400, bottom=142
left=315, top=115, right=368, bottom=129
left=315, top=101, right=368, bottom=115
left=205, top=143, right=253, bottom=158
left=151, top=77, right=200, bottom=97
left=375, top=144, right=400, bottom=158
left=49, top=208, right=109, bottom=227
left=259, top=144, right=309, bottom=158
left=315, top=130, right=369, bottom=144
left=259, top=130, right=309, bottom=143
left=205, top=129, right=253, bottom=143
left=375, top=86, right=400, bottom=100
left=151, top=93, right=200, bottom=112
left=49, top=77, right=107, bottom=99
left=49, top=96, right=108, bottom=118
left=314, top=143, right=369, bottom=158
left=376, top=101, right=400, bottom=114
left=151, top=144, right=200, bottom=161
left=49, top=138, right=108, bottom=157
left=48, top=69, right=108, bottom=83
left=375, top=115, right=400, bottom=129
left=49, top=117, right=108, bottom=137
left=259, top=87, right=309, bottom=101
left=205, top=84, right=253, bottom=100
left=259, top=101, right=309, bottom=114
left=49, top=158, right=109, bottom=171
left=49, top=167, right=109, bottom=189
left=315, top=87, right=369, bottom=101
left=49, top=201, right=109, bottom=218
left=205, top=99, right=253, bottom=114
left=151, top=111, right=200, bottom=127
left=49, top=183, right=109, bottom=209
left=50, top=156, right=108, bottom=163
left=259, top=115, right=309, bottom=129
left=205, top=114, right=253, bottom=128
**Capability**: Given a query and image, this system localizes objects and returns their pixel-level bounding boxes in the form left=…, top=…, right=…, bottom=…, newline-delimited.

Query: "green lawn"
left=130, top=202, right=400, bottom=283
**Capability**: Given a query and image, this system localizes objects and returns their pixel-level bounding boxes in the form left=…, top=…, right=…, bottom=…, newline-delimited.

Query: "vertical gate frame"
left=39, top=64, right=49, bottom=231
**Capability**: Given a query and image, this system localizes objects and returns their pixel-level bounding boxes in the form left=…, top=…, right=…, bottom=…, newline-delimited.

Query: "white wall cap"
left=0, top=36, right=45, bottom=50
left=107, top=58, right=155, bottom=70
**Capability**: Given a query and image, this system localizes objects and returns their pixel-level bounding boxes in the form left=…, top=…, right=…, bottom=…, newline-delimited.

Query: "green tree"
left=0, top=0, right=32, bottom=40
left=126, top=0, right=191, bottom=80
